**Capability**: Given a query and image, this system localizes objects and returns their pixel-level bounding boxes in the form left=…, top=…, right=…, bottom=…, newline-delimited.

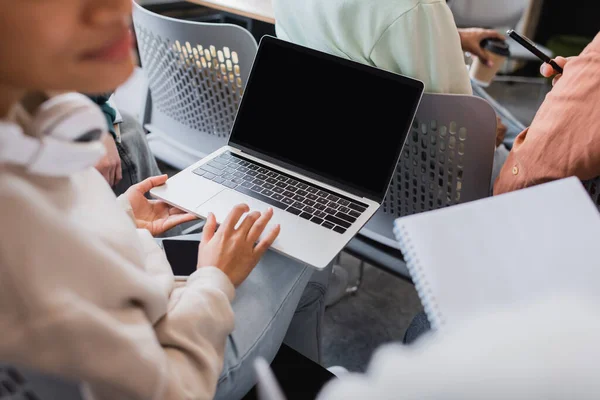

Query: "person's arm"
left=0, top=181, right=234, bottom=399
left=368, top=3, right=472, bottom=94
left=494, top=34, right=600, bottom=195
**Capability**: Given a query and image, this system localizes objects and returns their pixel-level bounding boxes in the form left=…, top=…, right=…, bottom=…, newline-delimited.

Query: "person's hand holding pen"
left=506, top=29, right=566, bottom=83
left=540, top=56, right=572, bottom=86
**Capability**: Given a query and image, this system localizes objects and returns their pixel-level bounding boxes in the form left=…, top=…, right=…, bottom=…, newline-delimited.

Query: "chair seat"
left=343, top=235, right=412, bottom=282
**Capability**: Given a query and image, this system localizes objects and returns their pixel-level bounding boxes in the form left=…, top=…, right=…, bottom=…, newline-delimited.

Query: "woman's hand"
left=540, top=56, right=571, bottom=86
left=124, top=175, right=197, bottom=236
left=458, top=28, right=505, bottom=67
left=197, top=204, right=280, bottom=287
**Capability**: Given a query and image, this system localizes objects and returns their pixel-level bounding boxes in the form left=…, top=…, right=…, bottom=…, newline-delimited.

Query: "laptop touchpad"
left=151, top=170, right=224, bottom=214
left=196, top=189, right=302, bottom=237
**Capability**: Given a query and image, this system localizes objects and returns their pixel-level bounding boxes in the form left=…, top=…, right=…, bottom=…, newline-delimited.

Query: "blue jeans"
left=157, top=235, right=331, bottom=400
left=112, top=112, right=162, bottom=197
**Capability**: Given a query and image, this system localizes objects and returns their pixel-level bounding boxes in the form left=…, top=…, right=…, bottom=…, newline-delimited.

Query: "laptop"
left=150, top=36, right=424, bottom=269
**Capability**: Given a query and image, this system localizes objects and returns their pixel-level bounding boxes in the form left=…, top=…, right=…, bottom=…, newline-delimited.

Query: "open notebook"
left=393, top=177, right=600, bottom=331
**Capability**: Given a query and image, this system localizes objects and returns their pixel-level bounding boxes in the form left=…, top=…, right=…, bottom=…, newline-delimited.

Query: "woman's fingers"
left=253, top=224, right=281, bottom=256
left=220, top=204, right=250, bottom=235
left=237, top=211, right=261, bottom=237
left=134, top=174, right=169, bottom=194
left=246, top=208, right=274, bottom=243
left=202, top=213, right=218, bottom=243
left=162, top=213, right=198, bottom=232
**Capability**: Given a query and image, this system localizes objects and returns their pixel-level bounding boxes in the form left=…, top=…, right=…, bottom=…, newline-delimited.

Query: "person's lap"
left=156, top=234, right=330, bottom=400
left=217, top=251, right=329, bottom=400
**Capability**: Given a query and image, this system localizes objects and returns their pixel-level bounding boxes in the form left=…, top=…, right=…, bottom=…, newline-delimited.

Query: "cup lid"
left=481, top=38, right=510, bottom=57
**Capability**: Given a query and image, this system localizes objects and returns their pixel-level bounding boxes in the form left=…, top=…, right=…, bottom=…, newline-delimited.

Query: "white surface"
left=394, top=177, right=600, bottom=331
left=150, top=146, right=380, bottom=269
left=114, top=67, right=148, bottom=121
left=448, top=0, right=528, bottom=27
left=146, top=130, right=205, bottom=170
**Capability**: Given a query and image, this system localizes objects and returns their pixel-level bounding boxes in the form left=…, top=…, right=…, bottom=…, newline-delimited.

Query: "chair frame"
left=132, top=1, right=258, bottom=169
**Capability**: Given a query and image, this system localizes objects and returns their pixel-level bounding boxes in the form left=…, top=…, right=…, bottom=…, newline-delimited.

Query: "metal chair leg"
left=345, top=261, right=365, bottom=295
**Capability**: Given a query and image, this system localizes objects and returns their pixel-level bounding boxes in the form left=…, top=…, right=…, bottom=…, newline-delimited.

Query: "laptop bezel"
left=227, top=35, right=424, bottom=203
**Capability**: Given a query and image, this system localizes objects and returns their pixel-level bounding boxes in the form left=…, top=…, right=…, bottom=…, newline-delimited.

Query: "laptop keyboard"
left=192, top=151, right=368, bottom=234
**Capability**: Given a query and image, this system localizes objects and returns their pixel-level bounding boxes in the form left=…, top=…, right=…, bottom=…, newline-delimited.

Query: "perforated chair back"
left=132, top=1, right=258, bottom=169
left=360, top=93, right=497, bottom=248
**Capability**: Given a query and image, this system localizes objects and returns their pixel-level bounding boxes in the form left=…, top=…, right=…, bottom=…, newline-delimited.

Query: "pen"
left=507, top=29, right=563, bottom=74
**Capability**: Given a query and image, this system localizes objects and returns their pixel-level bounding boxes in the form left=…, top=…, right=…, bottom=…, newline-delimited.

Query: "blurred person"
left=318, top=294, right=600, bottom=399
left=0, top=1, right=328, bottom=399
left=273, top=0, right=505, bottom=95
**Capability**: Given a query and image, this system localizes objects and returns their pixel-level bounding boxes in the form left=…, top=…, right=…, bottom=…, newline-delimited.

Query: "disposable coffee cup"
left=469, top=38, right=510, bottom=87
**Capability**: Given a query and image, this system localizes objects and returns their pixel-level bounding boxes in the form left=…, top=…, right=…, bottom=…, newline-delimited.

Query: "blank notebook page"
left=393, top=177, right=600, bottom=331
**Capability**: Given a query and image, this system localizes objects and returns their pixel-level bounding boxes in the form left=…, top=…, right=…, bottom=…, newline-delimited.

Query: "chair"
left=132, top=1, right=258, bottom=170
left=470, top=82, right=527, bottom=149
left=344, top=93, right=497, bottom=282
left=448, top=0, right=553, bottom=80
left=447, top=0, right=529, bottom=29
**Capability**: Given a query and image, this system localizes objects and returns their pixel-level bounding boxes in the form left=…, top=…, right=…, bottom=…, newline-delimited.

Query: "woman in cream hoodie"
left=0, top=1, right=324, bottom=399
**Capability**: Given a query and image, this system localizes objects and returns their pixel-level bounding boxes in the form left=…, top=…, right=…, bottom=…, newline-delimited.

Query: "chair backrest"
left=360, top=93, right=497, bottom=248
left=447, top=0, right=529, bottom=28
left=132, top=2, right=258, bottom=163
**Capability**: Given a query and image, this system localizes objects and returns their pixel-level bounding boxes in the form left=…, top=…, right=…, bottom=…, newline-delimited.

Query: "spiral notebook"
left=393, top=177, right=600, bottom=331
